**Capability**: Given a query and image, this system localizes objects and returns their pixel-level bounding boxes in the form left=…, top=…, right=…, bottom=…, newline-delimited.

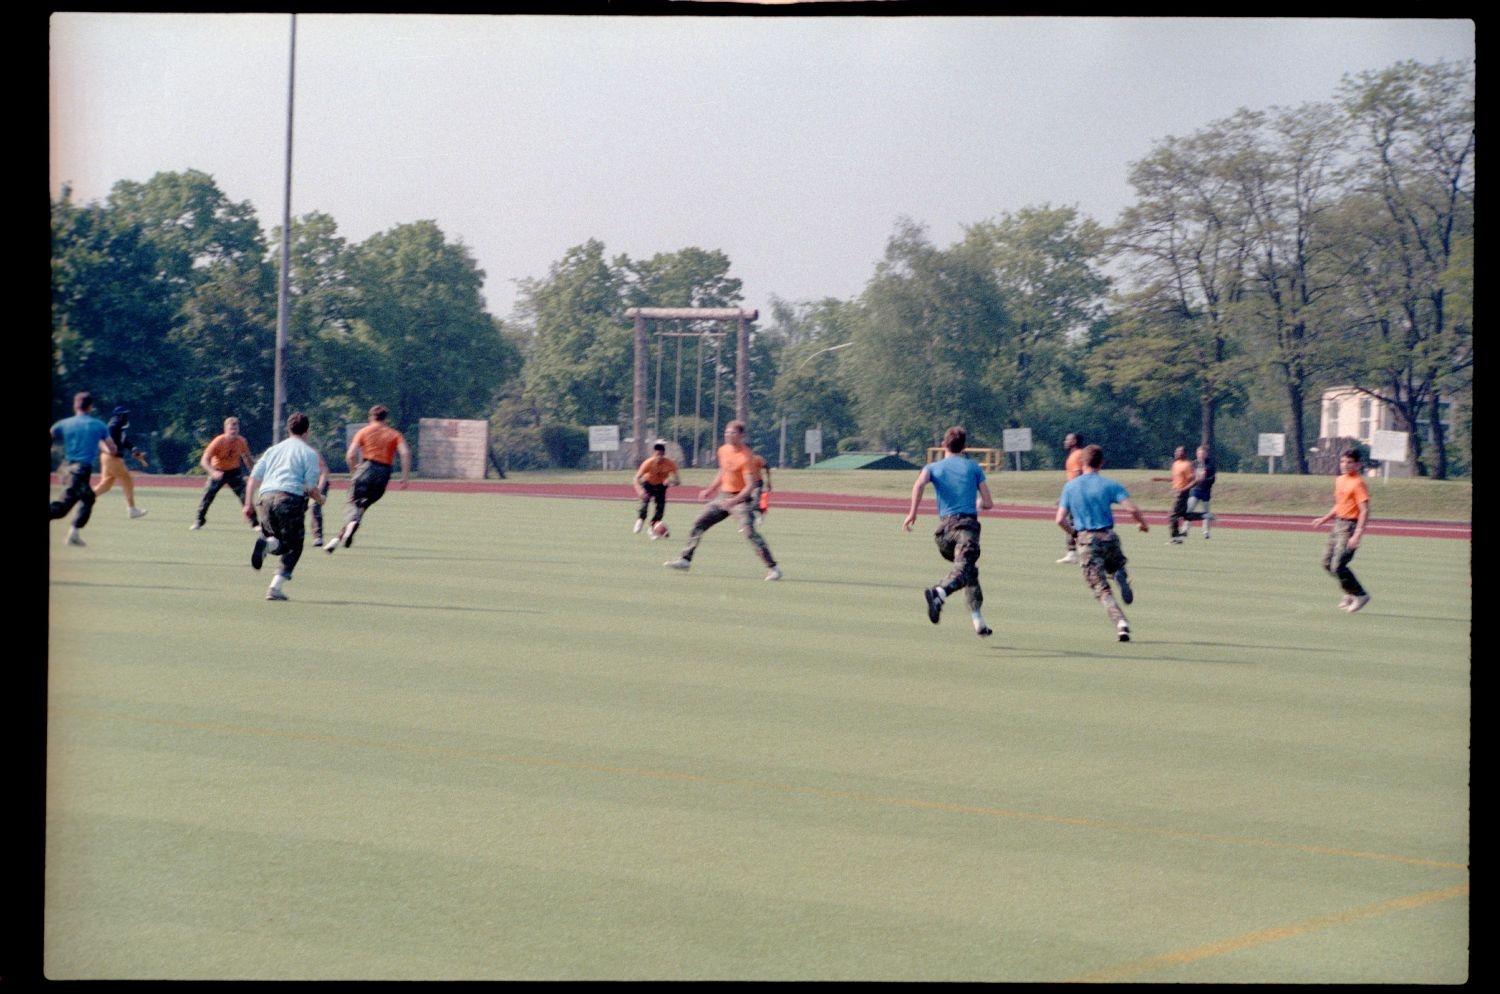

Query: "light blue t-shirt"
left=928, top=455, right=986, bottom=518
left=1058, top=473, right=1131, bottom=532
left=250, top=436, right=322, bottom=497
left=52, top=413, right=111, bottom=465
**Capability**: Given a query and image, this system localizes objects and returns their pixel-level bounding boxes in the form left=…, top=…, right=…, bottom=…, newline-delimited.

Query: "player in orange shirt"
left=1152, top=446, right=1195, bottom=544
left=663, top=420, right=780, bottom=580
left=192, top=416, right=258, bottom=530
left=1311, top=448, right=1372, bottom=613
left=326, top=404, right=410, bottom=552
left=633, top=440, right=681, bottom=536
left=1056, top=432, right=1087, bottom=563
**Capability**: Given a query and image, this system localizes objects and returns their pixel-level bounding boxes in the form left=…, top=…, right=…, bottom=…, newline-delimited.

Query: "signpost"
left=589, top=425, right=620, bottom=470
left=1371, top=430, right=1409, bottom=481
left=1001, top=428, right=1033, bottom=472
left=1258, top=433, right=1286, bottom=474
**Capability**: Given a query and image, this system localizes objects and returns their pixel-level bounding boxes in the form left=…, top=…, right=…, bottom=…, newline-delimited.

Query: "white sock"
left=269, top=574, right=285, bottom=591
left=933, top=587, right=947, bottom=602
left=265, top=536, right=281, bottom=553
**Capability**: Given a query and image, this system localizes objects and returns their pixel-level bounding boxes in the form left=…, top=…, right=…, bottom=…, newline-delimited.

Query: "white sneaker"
left=1345, top=594, right=1371, bottom=613
left=1056, top=551, right=1079, bottom=564
left=1338, top=594, right=1354, bottom=610
left=664, top=558, right=691, bottom=570
left=66, top=529, right=86, bottom=547
left=266, top=587, right=289, bottom=601
left=765, top=567, right=782, bottom=581
left=633, top=519, right=643, bottom=534
left=128, top=507, right=147, bottom=519
left=189, top=522, right=203, bottom=530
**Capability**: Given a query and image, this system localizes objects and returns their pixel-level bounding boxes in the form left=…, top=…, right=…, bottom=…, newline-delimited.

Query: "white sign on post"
left=588, top=425, right=620, bottom=470
left=1370, top=430, right=1408, bottom=463
left=1258, top=432, right=1286, bottom=474
left=1001, top=428, right=1032, bottom=472
left=588, top=426, right=620, bottom=452
left=805, top=428, right=823, bottom=467
left=1371, top=430, right=1409, bottom=481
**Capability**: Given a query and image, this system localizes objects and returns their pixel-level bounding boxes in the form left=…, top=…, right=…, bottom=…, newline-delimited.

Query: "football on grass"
left=651, top=521, right=669, bottom=538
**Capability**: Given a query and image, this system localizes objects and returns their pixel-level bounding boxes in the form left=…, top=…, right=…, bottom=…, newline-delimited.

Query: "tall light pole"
left=781, top=342, right=853, bottom=466
left=272, top=14, right=297, bottom=442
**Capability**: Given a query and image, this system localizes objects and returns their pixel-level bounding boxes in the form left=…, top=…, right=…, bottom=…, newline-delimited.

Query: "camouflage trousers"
left=1321, top=519, right=1366, bottom=596
left=1077, top=528, right=1128, bottom=626
left=679, top=493, right=776, bottom=568
left=933, top=514, right=983, bottom=611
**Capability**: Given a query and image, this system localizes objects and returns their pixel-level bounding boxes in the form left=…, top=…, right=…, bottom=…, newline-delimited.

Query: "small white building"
left=1317, top=386, right=1452, bottom=476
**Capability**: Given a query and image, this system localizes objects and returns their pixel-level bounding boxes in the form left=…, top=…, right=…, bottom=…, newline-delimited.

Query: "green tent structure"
left=810, top=452, right=921, bottom=470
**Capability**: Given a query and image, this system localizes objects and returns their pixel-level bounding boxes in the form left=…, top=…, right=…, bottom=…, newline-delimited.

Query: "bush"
left=541, top=423, right=590, bottom=468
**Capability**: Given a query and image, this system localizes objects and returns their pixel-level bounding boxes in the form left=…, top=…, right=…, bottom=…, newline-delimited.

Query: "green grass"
left=507, top=466, right=1474, bottom=522
left=46, top=487, right=1470, bottom=980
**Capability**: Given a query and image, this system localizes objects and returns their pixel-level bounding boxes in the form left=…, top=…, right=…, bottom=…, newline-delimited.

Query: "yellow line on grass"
left=62, top=706, right=1468, bottom=873
left=1061, top=882, right=1470, bottom=983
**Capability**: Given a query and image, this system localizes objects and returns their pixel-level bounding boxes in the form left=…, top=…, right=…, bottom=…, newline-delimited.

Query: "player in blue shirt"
left=1055, top=444, right=1150, bottom=642
left=50, top=391, right=117, bottom=546
left=244, top=412, right=327, bottom=601
left=902, top=426, right=996, bottom=637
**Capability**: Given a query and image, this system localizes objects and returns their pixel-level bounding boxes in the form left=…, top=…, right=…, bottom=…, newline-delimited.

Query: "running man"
left=663, top=421, right=780, bottom=580
left=244, top=412, right=326, bottom=601
left=902, top=426, right=995, bottom=638
left=50, top=391, right=117, bottom=547
left=92, top=404, right=149, bottom=519
left=1056, top=431, right=1087, bottom=563
left=1056, top=444, right=1150, bottom=642
left=1182, top=444, right=1218, bottom=539
left=1311, top=448, right=1372, bottom=613
left=326, top=404, right=410, bottom=552
left=1153, top=445, right=1195, bottom=544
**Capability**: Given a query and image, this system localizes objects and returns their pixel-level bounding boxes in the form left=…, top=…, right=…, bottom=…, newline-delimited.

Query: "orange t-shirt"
left=353, top=423, right=405, bottom=464
left=1064, top=448, right=1086, bottom=480
left=636, top=455, right=678, bottom=486
left=1333, top=472, right=1370, bottom=520
left=204, top=434, right=251, bottom=473
left=716, top=444, right=759, bottom=495
left=1170, top=458, right=1194, bottom=491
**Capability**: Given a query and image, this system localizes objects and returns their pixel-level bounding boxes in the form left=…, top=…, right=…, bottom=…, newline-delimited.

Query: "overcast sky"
left=49, top=14, right=1474, bottom=320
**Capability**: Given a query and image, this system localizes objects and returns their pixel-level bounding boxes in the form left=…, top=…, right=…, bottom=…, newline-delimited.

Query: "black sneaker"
left=924, top=587, right=944, bottom=624
left=251, top=536, right=268, bottom=570
left=1114, top=569, right=1133, bottom=605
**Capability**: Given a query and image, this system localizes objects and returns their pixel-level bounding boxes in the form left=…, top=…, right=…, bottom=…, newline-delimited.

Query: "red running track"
left=85, top=475, right=1469, bottom=540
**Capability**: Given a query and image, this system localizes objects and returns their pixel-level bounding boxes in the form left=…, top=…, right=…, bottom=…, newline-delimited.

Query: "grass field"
left=508, top=466, right=1475, bottom=522
left=44, top=485, right=1470, bottom=980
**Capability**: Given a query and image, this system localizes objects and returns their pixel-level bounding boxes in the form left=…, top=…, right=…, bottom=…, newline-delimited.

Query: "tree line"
left=52, top=59, right=1471, bottom=478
